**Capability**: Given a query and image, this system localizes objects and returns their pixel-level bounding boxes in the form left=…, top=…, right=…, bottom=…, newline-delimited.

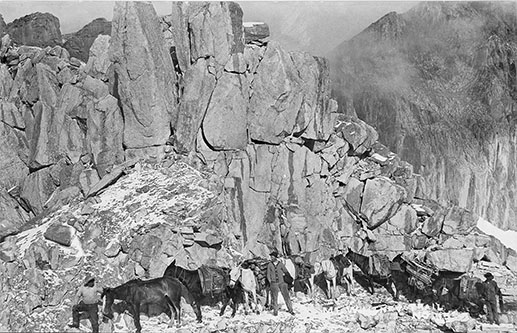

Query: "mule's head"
left=229, top=266, right=241, bottom=288
left=101, top=287, right=115, bottom=320
left=163, top=259, right=177, bottom=277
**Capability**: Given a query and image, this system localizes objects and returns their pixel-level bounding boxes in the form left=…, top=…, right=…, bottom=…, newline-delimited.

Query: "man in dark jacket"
left=482, top=272, right=503, bottom=325
left=69, top=276, right=103, bottom=333
left=267, top=251, right=295, bottom=316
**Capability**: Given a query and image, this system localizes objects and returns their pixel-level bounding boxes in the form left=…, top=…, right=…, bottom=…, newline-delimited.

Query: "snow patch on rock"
left=477, top=217, right=517, bottom=252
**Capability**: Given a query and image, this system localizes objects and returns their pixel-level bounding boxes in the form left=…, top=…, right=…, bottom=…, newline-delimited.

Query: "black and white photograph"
left=0, top=1, right=516, bottom=332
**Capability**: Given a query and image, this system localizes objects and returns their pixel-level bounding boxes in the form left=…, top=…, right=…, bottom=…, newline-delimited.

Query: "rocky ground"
left=63, top=262, right=517, bottom=333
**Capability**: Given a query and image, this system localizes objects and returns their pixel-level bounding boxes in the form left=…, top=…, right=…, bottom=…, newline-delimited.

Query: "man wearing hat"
left=482, top=272, right=503, bottom=325
left=266, top=251, right=295, bottom=316
left=69, top=275, right=103, bottom=333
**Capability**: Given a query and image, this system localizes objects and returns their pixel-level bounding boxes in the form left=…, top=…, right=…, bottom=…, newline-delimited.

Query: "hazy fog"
left=0, top=1, right=417, bottom=54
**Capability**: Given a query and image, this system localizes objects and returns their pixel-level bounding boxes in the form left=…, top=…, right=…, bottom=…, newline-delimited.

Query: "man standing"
left=483, top=272, right=503, bottom=325
left=267, top=251, right=295, bottom=316
left=69, top=276, right=103, bottom=333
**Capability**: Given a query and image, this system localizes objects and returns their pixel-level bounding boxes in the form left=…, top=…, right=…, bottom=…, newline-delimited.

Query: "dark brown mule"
left=101, top=276, right=198, bottom=333
left=346, top=249, right=399, bottom=300
left=163, top=260, right=245, bottom=321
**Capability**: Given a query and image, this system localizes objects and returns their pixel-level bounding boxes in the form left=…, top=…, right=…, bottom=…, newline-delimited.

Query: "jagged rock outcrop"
left=110, top=1, right=178, bottom=150
left=248, top=41, right=334, bottom=144
left=0, top=31, right=123, bottom=220
left=62, top=18, right=111, bottom=62
left=330, top=1, right=517, bottom=231
left=6, top=12, right=62, bottom=48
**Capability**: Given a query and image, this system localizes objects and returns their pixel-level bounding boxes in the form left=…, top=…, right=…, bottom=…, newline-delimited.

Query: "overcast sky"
left=0, top=1, right=417, bottom=35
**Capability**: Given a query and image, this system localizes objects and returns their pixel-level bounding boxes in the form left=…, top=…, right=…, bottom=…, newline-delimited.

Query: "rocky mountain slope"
left=330, top=1, right=517, bottom=231
left=0, top=10, right=110, bottom=63
left=0, top=2, right=516, bottom=332
left=5, top=12, right=62, bottom=47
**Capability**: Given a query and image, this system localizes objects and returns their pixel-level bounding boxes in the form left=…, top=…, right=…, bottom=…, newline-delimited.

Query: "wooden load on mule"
left=401, top=252, right=439, bottom=291
left=198, top=265, right=229, bottom=295
left=241, top=258, right=270, bottom=291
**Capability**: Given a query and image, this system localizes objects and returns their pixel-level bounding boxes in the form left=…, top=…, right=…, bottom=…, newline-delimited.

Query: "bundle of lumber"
left=242, top=257, right=270, bottom=291
left=402, top=252, right=439, bottom=290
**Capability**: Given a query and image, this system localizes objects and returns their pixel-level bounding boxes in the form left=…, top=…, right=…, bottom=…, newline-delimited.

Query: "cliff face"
left=330, top=1, right=517, bottom=230
left=0, top=2, right=514, bottom=331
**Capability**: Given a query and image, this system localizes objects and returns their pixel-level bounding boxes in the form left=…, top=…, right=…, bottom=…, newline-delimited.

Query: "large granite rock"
left=6, top=12, right=62, bottom=48
left=161, top=6, right=189, bottom=74
left=248, top=41, right=333, bottom=144
left=0, top=123, right=28, bottom=188
left=110, top=1, right=178, bottom=149
left=361, top=177, right=406, bottom=229
left=43, top=223, right=72, bottom=246
left=336, top=115, right=379, bottom=156
left=87, top=94, right=124, bottom=177
left=441, top=206, right=477, bottom=236
left=426, top=249, right=474, bottom=272
left=185, top=2, right=244, bottom=67
left=420, top=199, right=448, bottom=237
left=20, top=167, right=57, bottom=215
left=202, top=72, right=248, bottom=150
left=174, top=59, right=216, bottom=153
left=28, top=82, right=84, bottom=168
left=0, top=189, right=26, bottom=239
left=84, top=35, right=111, bottom=81
left=63, top=18, right=111, bottom=62
left=378, top=203, right=418, bottom=235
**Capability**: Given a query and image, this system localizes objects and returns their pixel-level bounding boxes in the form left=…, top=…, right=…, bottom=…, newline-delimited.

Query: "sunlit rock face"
left=110, top=1, right=178, bottom=150
left=330, top=2, right=517, bottom=230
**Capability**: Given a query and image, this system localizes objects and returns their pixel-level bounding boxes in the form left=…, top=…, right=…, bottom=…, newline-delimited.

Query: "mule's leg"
left=195, top=302, right=202, bottom=323
left=391, top=278, right=399, bottom=301
left=265, top=287, right=270, bottom=310
left=231, top=296, right=238, bottom=317
left=383, top=278, right=397, bottom=300
left=219, top=295, right=229, bottom=317
left=347, top=267, right=354, bottom=296
left=369, top=278, right=375, bottom=295
left=244, top=290, right=251, bottom=315
left=165, top=295, right=181, bottom=327
left=309, top=275, right=315, bottom=298
left=253, top=291, right=260, bottom=314
left=332, top=277, right=337, bottom=300
left=132, top=303, right=142, bottom=333
left=174, top=301, right=181, bottom=327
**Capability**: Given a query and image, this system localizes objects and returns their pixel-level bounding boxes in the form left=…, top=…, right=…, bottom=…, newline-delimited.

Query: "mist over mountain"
left=330, top=1, right=517, bottom=230
left=239, top=1, right=416, bottom=56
